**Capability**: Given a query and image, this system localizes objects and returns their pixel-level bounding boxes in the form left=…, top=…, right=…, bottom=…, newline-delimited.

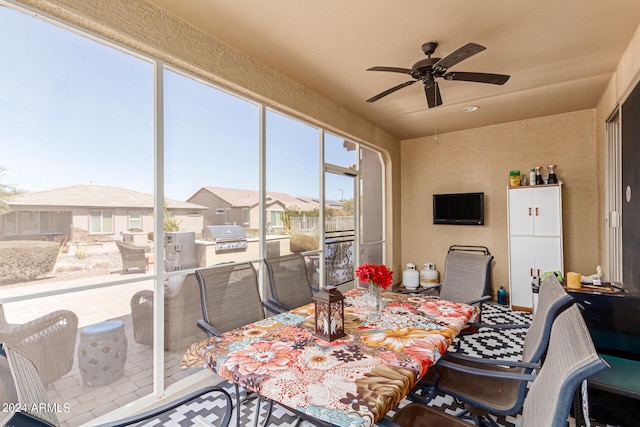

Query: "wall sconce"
left=312, top=286, right=345, bottom=342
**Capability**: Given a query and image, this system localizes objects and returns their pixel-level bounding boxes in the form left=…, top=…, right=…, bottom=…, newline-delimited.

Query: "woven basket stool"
left=78, top=320, right=128, bottom=386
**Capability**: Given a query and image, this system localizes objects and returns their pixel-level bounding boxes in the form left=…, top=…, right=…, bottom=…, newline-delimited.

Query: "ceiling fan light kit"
left=366, top=41, right=510, bottom=108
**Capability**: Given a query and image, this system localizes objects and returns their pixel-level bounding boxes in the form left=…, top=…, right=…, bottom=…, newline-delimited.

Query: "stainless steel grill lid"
left=202, top=225, right=248, bottom=252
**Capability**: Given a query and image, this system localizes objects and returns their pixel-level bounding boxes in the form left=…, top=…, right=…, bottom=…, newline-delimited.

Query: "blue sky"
left=0, top=5, right=354, bottom=202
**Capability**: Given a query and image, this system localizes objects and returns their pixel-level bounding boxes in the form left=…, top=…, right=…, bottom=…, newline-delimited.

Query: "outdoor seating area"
left=0, top=252, right=621, bottom=427
left=4, top=1, right=640, bottom=426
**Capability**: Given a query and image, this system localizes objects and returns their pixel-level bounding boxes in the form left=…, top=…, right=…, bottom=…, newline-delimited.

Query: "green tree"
left=163, top=203, right=181, bottom=231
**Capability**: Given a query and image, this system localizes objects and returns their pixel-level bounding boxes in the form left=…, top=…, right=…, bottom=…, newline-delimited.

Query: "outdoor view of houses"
left=0, top=4, right=383, bottom=425
left=0, top=181, right=354, bottom=285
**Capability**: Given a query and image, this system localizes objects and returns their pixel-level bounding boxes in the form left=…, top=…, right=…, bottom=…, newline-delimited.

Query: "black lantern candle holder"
left=312, top=286, right=346, bottom=342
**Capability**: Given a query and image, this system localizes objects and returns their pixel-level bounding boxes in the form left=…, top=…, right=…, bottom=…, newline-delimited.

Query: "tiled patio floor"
left=46, top=313, right=203, bottom=426
left=1, top=253, right=207, bottom=427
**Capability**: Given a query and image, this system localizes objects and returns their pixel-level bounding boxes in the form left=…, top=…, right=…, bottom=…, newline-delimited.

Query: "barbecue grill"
left=202, top=225, right=248, bottom=252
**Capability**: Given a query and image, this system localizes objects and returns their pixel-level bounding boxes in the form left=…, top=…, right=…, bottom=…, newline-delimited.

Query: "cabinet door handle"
left=535, top=207, right=539, bottom=216
left=528, top=207, right=532, bottom=216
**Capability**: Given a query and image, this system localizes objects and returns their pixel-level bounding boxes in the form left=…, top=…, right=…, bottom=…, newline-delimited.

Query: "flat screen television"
left=433, top=192, right=484, bottom=225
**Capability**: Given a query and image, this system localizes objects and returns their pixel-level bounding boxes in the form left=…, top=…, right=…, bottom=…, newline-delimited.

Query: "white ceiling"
left=147, top=0, right=640, bottom=140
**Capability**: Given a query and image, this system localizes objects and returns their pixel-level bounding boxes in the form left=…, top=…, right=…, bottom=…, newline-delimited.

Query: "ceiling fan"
left=366, top=41, right=510, bottom=108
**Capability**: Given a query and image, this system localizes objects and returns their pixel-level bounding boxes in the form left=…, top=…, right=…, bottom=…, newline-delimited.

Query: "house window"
left=38, top=212, right=50, bottom=233
left=128, top=210, right=142, bottom=230
left=268, top=210, right=283, bottom=228
left=90, top=211, right=113, bottom=234
left=4, top=212, right=17, bottom=235
left=18, top=211, right=39, bottom=235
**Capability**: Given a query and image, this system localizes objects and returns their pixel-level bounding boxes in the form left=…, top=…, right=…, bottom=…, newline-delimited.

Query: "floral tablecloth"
left=182, top=288, right=477, bottom=426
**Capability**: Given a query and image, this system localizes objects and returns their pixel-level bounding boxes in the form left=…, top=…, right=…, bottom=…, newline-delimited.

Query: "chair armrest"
left=466, top=295, right=491, bottom=305
left=443, top=352, right=541, bottom=370
left=423, top=284, right=441, bottom=292
left=2, top=310, right=77, bottom=338
left=197, top=320, right=222, bottom=337
left=436, top=359, right=536, bottom=381
left=93, top=386, right=233, bottom=427
left=262, top=300, right=285, bottom=315
left=266, top=299, right=293, bottom=313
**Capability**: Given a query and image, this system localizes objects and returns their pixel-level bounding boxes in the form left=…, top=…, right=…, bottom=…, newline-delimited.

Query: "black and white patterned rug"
left=153, top=303, right=532, bottom=426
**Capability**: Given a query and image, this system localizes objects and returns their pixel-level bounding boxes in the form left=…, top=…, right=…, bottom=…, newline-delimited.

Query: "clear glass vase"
left=368, top=283, right=382, bottom=312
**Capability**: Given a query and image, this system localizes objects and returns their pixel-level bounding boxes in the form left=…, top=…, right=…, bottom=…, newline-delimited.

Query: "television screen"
left=433, top=192, right=484, bottom=225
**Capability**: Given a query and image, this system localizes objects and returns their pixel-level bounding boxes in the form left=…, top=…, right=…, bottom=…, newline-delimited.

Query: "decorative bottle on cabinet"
left=507, top=184, right=563, bottom=311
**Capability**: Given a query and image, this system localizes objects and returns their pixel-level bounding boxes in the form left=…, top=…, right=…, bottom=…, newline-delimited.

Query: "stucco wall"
left=16, top=0, right=403, bottom=273
left=401, top=110, right=598, bottom=297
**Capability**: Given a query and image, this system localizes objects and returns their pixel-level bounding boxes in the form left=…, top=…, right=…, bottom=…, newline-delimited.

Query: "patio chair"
left=0, top=342, right=233, bottom=427
left=195, top=262, right=266, bottom=337
left=0, top=305, right=77, bottom=386
left=263, top=253, right=320, bottom=314
left=392, top=304, right=609, bottom=427
left=130, top=273, right=206, bottom=351
left=412, top=274, right=575, bottom=425
left=115, top=240, right=149, bottom=274
left=436, top=245, right=493, bottom=312
left=195, top=262, right=271, bottom=425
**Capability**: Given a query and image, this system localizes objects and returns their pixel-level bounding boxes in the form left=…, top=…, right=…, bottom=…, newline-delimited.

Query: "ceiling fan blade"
left=433, top=42, right=486, bottom=70
left=444, top=71, right=510, bottom=85
left=424, top=80, right=442, bottom=108
left=366, top=80, right=418, bottom=102
left=366, top=66, right=415, bottom=75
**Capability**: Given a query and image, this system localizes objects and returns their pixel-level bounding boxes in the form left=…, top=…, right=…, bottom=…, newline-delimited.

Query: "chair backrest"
left=439, top=249, right=493, bottom=304
left=263, top=254, right=314, bottom=311
left=195, top=262, right=265, bottom=335
left=521, top=304, right=608, bottom=427
left=115, top=240, right=145, bottom=256
left=0, top=343, right=59, bottom=426
left=1, top=342, right=234, bottom=427
left=521, top=273, right=574, bottom=363
left=392, top=305, right=608, bottom=427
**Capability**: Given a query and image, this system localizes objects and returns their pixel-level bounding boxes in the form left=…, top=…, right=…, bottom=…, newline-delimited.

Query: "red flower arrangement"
left=355, top=263, right=393, bottom=290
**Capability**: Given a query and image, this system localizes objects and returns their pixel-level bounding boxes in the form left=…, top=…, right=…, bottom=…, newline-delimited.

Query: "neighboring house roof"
left=302, top=197, right=343, bottom=208
left=194, top=186, right=336, bottom=210
left=5, top=185, right=207, bottom=210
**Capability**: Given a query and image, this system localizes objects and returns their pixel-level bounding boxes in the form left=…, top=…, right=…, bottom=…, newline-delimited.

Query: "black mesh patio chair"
left=0, top=342, right=233, bottom=427
left=195, top=262, right=274, bottom=426
left=263, top=253, right=319, bottom=314
left=436, top=245, right=494, bottom=313
left=393, top=304, right=609, bottom=427
left=195, top=262, right=266, bottom=337
left=412, top=274, right=575, bottom=425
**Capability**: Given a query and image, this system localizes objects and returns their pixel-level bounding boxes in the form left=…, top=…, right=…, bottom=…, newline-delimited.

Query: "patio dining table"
left=182, top=287, right=477, bottom=426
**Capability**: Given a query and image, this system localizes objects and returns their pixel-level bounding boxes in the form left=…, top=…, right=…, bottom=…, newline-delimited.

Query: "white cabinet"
left=508, top=185, right=563, bottom=310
